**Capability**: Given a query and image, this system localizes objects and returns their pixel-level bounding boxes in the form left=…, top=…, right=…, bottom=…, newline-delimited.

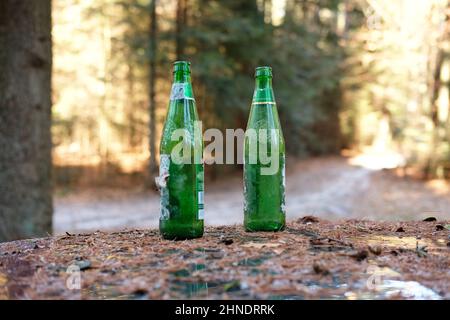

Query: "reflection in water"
left=169, top=262, right=211, bottom=298
left=170, top=279, right=209, bottom=298
left=344, top=279, right=441, bottom=300
left=84, top=283, right=148, bottom=300
left=373, top=280, right=441, bottom=300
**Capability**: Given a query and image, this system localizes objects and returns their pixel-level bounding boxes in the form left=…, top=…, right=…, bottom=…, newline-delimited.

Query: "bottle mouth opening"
left=173, top=61, right=191, bottom=73
left=255, top=66, right=272, bottom=77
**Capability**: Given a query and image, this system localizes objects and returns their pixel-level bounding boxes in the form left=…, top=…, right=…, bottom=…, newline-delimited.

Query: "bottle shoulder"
left=247, top=104, right=282, bottom=128
left=160, top=100, right=201, bottom=153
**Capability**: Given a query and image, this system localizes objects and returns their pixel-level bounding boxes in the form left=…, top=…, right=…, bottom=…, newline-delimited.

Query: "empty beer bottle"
left=244, top=66, right=286, bottom=232
left=157, top=61, right=204, bottom=239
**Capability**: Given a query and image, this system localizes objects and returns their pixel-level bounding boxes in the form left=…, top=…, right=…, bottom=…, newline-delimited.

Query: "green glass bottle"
left=244, top=66, right=286, bottom=232
left=158, top=61, right=204, bottom=240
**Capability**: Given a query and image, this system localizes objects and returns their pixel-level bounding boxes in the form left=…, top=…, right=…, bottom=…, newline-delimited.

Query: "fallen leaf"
left=390, top=250, right=399, bottom=256
left=219, top=238, right=233, bottom=245
left=74, top=259, right=91, bottom=271
left=272, top=248, right=284, bottom=255
left=313, top=262, right=329, bottom=275
left=368, top=245, right=382, bottom=255
left=298, top=216, right=319, bottom=224
left=349, top=249, right=368, bottom=261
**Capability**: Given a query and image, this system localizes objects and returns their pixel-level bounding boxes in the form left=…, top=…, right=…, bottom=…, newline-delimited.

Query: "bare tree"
left=0, top=0, right=53, bottom=241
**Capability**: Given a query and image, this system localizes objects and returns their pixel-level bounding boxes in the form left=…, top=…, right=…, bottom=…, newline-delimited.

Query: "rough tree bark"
left=0, top=0, right=53, bottom=241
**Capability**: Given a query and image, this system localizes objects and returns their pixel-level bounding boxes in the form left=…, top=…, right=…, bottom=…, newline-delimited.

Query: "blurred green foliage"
left=118, top=0, right=356, bottom=156
left=53, top=0, right=450, bottom=183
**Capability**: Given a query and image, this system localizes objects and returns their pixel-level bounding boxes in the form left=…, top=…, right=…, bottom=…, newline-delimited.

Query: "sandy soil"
left=54, top=156, right=450, bottom=234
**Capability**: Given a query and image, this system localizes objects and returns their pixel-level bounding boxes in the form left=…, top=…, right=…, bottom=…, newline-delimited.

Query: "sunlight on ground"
left=426, top=179, right=450, bottom=195
left=347, top=149, right=406, bottom=171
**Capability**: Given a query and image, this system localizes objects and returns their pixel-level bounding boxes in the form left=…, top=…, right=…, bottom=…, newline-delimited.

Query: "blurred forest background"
left=51, top=0, right=450, bottom=184
left=1, top=0, right=450, bottom=241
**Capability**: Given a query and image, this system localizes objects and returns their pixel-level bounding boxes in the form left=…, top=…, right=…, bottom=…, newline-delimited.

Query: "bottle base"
left=244, top=220, right=285, bottom=232
left=159, top=220, right=204, bottom=240
left=161, top=233, right=204, bottom=240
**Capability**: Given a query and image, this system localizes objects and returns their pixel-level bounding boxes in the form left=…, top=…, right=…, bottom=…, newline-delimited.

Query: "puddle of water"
left=170, top=279, right=210, bottom=298
left=84, top=283, right=148, bottom=300
left=344, top=280, right=442, bottom=300
left=80, top=273, right=441, bottom=300
left=169, top=263, right=207, bottom=278
left=339, top=266, right=442, bottom=300
left=170, top=269, right=191, bottom=277
left=372, top=280, right=442, bottom=300
left=169, top=279, right=246, bottom=298
left=235, top=253, right=275, bottom=267
left=193, top=248, right=226, bottom=260
left=167, top=262, right=244, bottom=298
left=269, top=294, right=305, bottom=300
left=158, top=248, right=183, bottom=257
left=76, top=267, right=443, bottom=300
left=237, top=257, right=269, bottom=267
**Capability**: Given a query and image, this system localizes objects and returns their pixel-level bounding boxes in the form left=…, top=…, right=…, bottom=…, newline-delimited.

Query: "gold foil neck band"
left=252, top=101, right=276, bottom=105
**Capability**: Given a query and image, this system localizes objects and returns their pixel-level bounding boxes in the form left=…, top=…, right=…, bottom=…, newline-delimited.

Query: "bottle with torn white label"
left=157, top=61, right=204, bottom=239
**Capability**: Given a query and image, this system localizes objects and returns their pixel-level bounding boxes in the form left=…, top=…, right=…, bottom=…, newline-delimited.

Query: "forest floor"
left=54, top=154, right=450, bottom=234
left=1, top=219, right=449, bottom=299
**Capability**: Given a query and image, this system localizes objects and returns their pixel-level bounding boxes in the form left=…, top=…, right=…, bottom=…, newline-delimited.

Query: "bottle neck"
left=173, top=71, right=192, bottom=83
left=253, top=75, right=275, bottom=103
left=170, top=70, right=195, bottom=101
left=255, top=76, right=272, bottom=89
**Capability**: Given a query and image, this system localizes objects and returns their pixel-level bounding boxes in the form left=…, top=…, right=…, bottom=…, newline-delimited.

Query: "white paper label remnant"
left=198, top=191, right=204, bottom=220
left=170, top=83, right=184, bottom=100
left=198, top=208, right=205, bottom=220
left=198, top=191, right=204, bottom=205
left=158, top=154, right=171, bottom=220
left=170, top=83, right=195, bottom=101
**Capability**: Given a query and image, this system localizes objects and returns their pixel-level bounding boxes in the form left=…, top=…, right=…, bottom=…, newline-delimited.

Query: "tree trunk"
left=147, top=0, right=158, bottom=185
left=0, top=0, right=53, bottom=241
left=424, top=49, right=444, bottom=179
left=176, top=0, right=188, bottom=60
left=263, top=0, right=272, bottom=24
left=423, top=1, right=450, bottom=178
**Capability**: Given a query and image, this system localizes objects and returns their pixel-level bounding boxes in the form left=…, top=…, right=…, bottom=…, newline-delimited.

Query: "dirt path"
left=54, top=156, right=450, bottom=234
